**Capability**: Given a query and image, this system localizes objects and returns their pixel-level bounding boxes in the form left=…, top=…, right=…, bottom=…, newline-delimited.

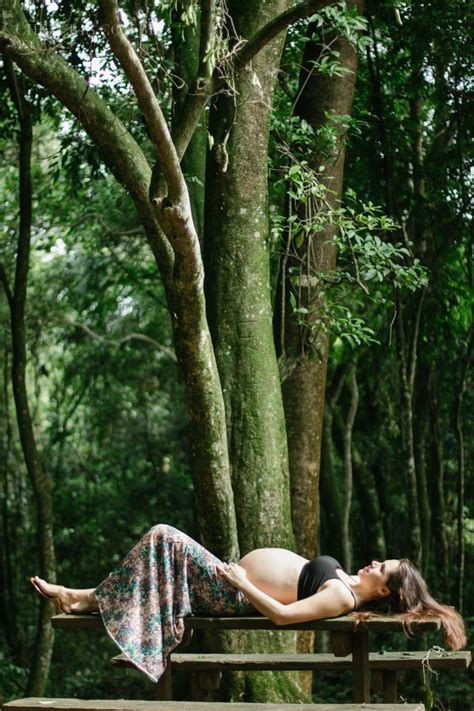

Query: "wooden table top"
left=51, top=613, right=441, bottom=633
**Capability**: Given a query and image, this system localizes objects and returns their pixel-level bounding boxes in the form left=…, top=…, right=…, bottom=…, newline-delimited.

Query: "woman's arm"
left=218, top=562, right=351, bottom=625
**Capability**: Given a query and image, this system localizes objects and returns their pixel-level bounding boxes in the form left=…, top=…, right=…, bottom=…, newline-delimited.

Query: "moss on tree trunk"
left=204, top=0, right=294, bottom=554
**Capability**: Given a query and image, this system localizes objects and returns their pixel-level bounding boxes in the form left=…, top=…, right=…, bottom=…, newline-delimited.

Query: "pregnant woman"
left=31, top=524, right=466, bottom=682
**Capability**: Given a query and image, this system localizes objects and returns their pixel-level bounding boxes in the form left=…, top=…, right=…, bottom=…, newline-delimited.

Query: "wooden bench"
left=2, top=697, right=426, bottom=711
left=49, top=613, right=445, bottom=704
left=110, top=650, right=472, bottom=703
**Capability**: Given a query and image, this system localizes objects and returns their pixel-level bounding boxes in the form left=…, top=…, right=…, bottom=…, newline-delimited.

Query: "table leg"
left=155, top=628, right=193, bottom=700
left=330, top=631, right=352, bottom=657
left=352, top=628, right=370, bottom=703
left=382, top=670, right=398, bottom=703
left=155, top=664, right=172, bottom=700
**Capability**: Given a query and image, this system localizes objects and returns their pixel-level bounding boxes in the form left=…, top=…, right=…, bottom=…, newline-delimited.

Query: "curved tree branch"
left=230, top=0, right=332, bottom=70
left=99, top=0, right=187, bottom=205
left=58, top=319, right=177, bottom=362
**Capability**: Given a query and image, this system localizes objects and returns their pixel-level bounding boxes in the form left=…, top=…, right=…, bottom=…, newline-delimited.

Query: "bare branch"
left=67, top=211, right=144, bottom=238
left=99, top=0, right=187, bottom=205
left=58, top=319, right=177, bottom=363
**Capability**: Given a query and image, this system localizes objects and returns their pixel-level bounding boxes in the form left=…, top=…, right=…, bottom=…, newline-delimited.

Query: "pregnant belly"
left=238, top=548, right=308, bottom=604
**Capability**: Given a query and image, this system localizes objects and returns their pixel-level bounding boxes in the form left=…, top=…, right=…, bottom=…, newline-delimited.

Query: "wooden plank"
left=2, top=700, right=426, bottom=711
left=369, top=650, right=471, bottom=670
left=51, top=614, right=103, bottom=630
left=51, top=613, right=440, bottom=633
left=110, top=650, right=471, bottom=672
left=112, top=652, right=356, bottom=671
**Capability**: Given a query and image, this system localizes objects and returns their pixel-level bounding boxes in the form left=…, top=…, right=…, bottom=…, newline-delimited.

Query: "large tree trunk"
left=202, top=2, right=304, bottom=701
left=2, top=58, right=56, bottom=696
left=204, top=0, right=293, bottom=554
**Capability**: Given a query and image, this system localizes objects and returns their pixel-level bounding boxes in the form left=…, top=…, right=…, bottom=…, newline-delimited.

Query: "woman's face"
left=358, top=559, right=400, bottom=597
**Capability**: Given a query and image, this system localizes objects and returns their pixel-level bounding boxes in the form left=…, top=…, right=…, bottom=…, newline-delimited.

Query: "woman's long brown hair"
left=357, top=559, right=467, bottom=650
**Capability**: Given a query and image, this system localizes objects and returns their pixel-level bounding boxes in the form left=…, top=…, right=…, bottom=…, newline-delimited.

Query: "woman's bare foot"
left=31, top=576, right=98, bottom=614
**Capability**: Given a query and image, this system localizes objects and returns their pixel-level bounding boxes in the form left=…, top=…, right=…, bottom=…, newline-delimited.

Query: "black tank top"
left=297, top=555, right=357, bottom=610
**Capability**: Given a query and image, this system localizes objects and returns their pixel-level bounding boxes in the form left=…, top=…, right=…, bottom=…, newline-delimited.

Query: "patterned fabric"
left=95, top=524, right=255, bottom=682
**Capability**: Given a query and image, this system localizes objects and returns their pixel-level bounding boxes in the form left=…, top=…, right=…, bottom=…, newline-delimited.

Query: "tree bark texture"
left=2, top=57, right=56, bottom=696
left=277, top=1, right=363, bottom=565
left=204, top=0, right=294, bottom=554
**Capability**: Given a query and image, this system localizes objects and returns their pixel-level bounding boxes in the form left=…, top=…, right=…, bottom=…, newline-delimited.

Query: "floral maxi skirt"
left=95, top=524, right=255, bottom=682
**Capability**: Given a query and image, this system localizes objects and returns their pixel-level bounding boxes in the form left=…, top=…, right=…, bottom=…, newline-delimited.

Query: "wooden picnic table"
left=52, top=613, right=441, bottom=703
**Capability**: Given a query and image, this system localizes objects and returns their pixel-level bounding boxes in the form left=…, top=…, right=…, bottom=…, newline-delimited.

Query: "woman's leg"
left=31, top=576, right=98, bottom=613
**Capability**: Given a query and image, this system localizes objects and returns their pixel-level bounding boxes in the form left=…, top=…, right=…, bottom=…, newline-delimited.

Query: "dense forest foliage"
left=0, top=1, right=472, bottom=709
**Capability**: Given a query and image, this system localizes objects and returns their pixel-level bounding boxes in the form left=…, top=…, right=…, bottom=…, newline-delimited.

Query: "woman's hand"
left=217, top=562, right=247, bottom=590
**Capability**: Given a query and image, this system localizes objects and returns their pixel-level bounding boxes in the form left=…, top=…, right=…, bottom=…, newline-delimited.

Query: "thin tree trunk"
left=2, top=57, right=56, bottom=696
left=319, top=403, right=344, bottom=560
left=427, top=365, right=449, bottom=596
left=319, top=363, right=349, bottom=559
left=171, top=0, right=208, bottom=238
left=453, top=331, right=472, bottom=611
left=0, top=344, right=25, bottom=663
left=276, top=0, right=364, bottom=567
left=428, top=365, right=451, bottom=597
left=413, top=366, right=431, bottom=576
left=342, top=365, right=359, bottom=571
left=394, top=293, right=423, bottom=568
left=352, top=445, right=386, bottom=562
